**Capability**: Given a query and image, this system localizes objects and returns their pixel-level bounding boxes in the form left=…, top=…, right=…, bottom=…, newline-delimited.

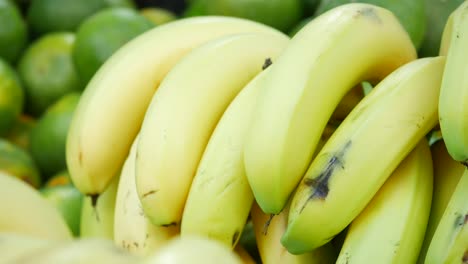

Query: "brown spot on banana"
left=262, top=58, right=272, bottom=70
left=463, top=250, right=468, bottom=263
left=161, top=222, right=177, bottom=227
left=142, top=189, right=158, bottom=198
left=262, top=214, right=275, bottom=236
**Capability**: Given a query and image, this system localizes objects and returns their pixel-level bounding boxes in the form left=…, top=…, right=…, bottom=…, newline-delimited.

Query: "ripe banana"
left=282, top=56, right=445, bottom=253
left=66, top=16, right=291, bottom=198
left=243, top=3, right=417, bottom=215
left=417, top=139, right=465, bottom=263
left=0, top=172, right=72, bottom=240
left=438, top=0, right=468, bottom=164
left=15, top=238, right=139, bottom=264
left=336, top=139, right=433, bottom=263
left=180, top=66, right=273, bottom=248
left=136, top=32, right=289, bottom=226
left=0, top=233, right=57, bottom=264
left=114, top=136, right=179, bottom=256
left=251, top=202, right=337, bottom=264
left=80, top=173, right=120, bottom=240
left=424, top=169, right=468, bottom=264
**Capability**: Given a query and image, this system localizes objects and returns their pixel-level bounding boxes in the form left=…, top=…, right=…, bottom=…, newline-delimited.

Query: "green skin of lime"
left=0, top=0, right=28, bottom=64
left=5, top=115, right=35, bottom=150
left=40, top=185, right=84, bottom=237
left=17, top=32, right=83, bottom=117
left=0, top=58, right=24, bottom=136
left=73, top=7, right=155, bottom=84
left=29, top=92, right=81, bottom=180
left=0, top=138, right=41, bottom=188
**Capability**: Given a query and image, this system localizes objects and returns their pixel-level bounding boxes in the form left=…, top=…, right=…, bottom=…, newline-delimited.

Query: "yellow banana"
left=66, top=16, right=291, bottom=198
left=180, top=67, right=274, bottom=248
left=114, top=136, right=179, bottom=256
left=234, top=244, right=257, bottom=264
left=0, top=172, right=72, bottom=240
left=0, top=233, right=58, bottom=264
left=243, top=3, right=417, bottom=215
left=417, top=139, right=465, bottom=263
left=136, top=32, right=289, bottom=226
left=336, top=139, right=433, bottom=263
left=438, top=0, right=468, bottom=164
left=282, top=56, right=445, bottom=253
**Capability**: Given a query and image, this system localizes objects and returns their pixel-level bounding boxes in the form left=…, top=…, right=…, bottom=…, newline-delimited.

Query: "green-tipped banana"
left=282, top=56, right=445, bottom=253
left=66, top=16, right=293, bottom=198
left=417, top=139, right=465, bottom=263
left=425, top=169, right=468, bottom=264
left=114, top=136, right=179, bottom=256
left=243, top=3, right=417, bottom=215
left=0, top=172, right=72, bottom=240
left=336, top=140, right=433, bottom=263
left=438, top=0, right=468, bottom=165
left=136, top=32, right=289, bottom=226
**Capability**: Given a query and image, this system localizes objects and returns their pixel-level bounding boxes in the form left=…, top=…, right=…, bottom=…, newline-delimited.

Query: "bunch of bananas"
left=1, top=2, right=467, bottom=263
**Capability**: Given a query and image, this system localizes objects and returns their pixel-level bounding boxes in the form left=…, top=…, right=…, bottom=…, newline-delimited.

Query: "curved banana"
left=15, top=238, right=139, bottom=264
left=251, top=202, right=337, bottom=264
left=438, top=0, right=468, bottom=164
left=243, top=3, right=417, bottom=215
left=66, top=16, right=291, bottom=198
left=281, top=56, right=445, bottom=253
left=114, top=136, right=179, bottom=256
left=336, top=139, right=433, bottom=263
left=136, top=32, right=289, bottom=226
left=425, top=169, right=468, bottom=264
left=0, top=232, right=58, bottom=264
left=180, top=67, right=273, bottom=248
left=417, top=139, right=465, bottom=263
left=80, top=173, right=120, bottom=240
left=0, top=172, right=72, bottom=240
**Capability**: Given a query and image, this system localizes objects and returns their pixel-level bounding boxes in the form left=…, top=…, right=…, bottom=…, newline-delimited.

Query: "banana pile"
left=1, top=2, right=467, bottom=264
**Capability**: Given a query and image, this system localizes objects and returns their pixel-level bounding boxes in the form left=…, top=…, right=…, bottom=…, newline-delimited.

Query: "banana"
left=15, top=238, right=139, bottom=264
left=281, top=56, right=445, bottom=253
left=438, top=0, right=468, bottom=164
left=0, top=172, right=72, bottom=240
left=180, top=66, right=273, bottom=248
left=243, top=3, right=417, bottom=215
left=143, top=235, right=243, bottom=264
left=136, top=32, right=289, bottom=226
left=417, top=139, right=465, bottom=263
left=330, top=84, right=365, bottom=122
left=80, top=172, right=120, bottom=240
left=425, top=169, right=468, bottom=264
left=114, top=136, right=179, bottom=256
left=0, top=233, right=58, bottom=264
left=251, top=202, right=337, bottom=264
left=234, top=245, right=257, bottom=264
left=336, top=139, right=433, bottom=263
left=66, top=16, right=292, bottom=198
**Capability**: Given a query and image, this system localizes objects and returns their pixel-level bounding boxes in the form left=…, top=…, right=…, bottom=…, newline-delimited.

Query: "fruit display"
left=0, top=0, right=467, bottom=263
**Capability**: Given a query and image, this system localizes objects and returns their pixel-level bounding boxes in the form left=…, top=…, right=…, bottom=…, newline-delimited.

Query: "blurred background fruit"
left=44, top=169, right=72, bottom=188
left=0, top=138, right=41, bottom=188
left=0, top=58, right=24, bottom=136
left=5, top=114, right=35, bottom=150
left=140, top=6, right=177, bottom=25
left=0, top=0, right=28, bottom=64
left=17, top=32, right=82, bottom=117
left=72, top=7, right=155, bottom=84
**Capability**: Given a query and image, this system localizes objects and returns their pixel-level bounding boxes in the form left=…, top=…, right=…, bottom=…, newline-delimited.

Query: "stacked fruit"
left=1, top=0, right=467, bottom=263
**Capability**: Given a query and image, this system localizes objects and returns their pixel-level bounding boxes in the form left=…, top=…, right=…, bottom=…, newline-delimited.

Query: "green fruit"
left=302, top=0, right=321, bottom=16
left=288, top=16, right=314, bottom=37
left=41, top=185, right=83, bottom=237
left=44, top=170, right=72, bottom=188
left=140, top=7, right=178, bottom=25
left=0, top=58, right=23, bottom=136
left=0, top=138, right=41, bottom=188
left=17, top=32, right=82, bottom=117
left=73, top=7, right=154, bottom=84
left=0, top=0, right=27, bottom=63
left=315, top=0, right=426, bottom=49
left=5, top=114, right=36, bottom=150
left=29, top=92, right=81, bottom=180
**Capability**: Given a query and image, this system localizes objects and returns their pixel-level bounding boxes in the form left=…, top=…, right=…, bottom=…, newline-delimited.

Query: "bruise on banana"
left=354, top=7, right=382, bottom=24
left=300, top=140, right=352, bottom=213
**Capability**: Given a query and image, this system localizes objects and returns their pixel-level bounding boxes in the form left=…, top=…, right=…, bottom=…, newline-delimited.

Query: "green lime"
left=0, top=138, right=41, bottom=188
left=0, top=0, right=27, bottom=63
left=17, top=32, right=82, bottom=117
left=26, top=0, right=136, bottom=36
left=29, top=92, right=81, bottom=180
left=0, top=58, right=23, bottom=136
left=140, top=7, right=178, bottom=25
left=44, top=170, right=72, bottom=188
left=73, top=7, right=154, bottom=84
left=418, top=0, right=464, bottom=57
left=315, top=0, right=426, bottom=49
left=184, top=0, right=303, bottom=33
left=5, top=114, right=35, bottom=150
left=41, top=184, right=83, bottom=237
